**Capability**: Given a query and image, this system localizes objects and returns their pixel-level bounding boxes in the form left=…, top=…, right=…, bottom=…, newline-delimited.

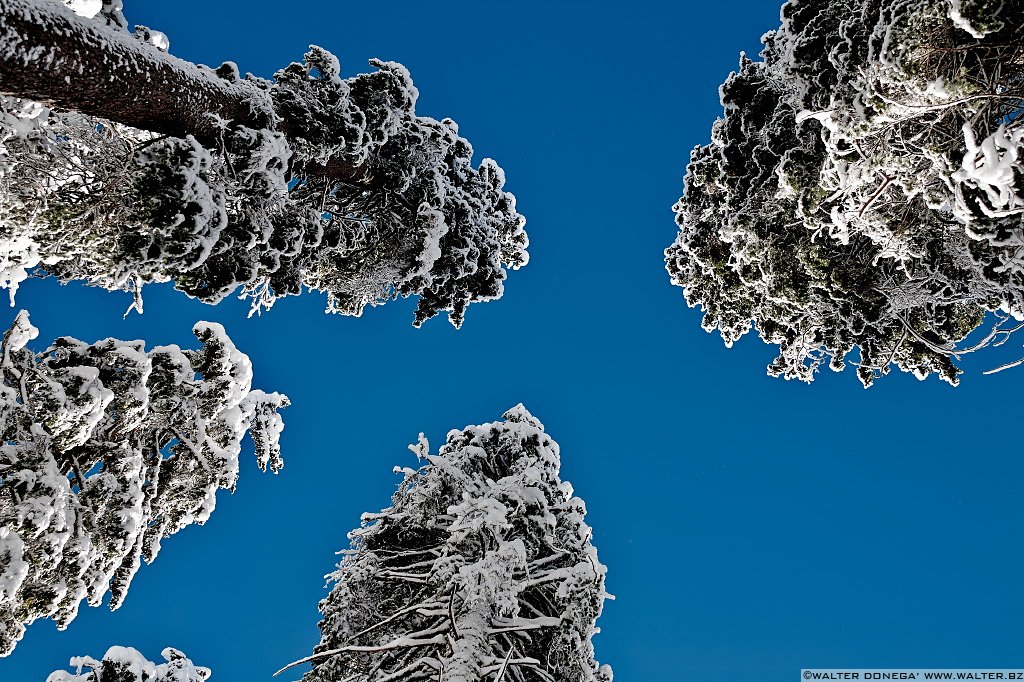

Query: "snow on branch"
left=47, top=645, right=210, bottom=682
left=0, top=0, right=528, bottom=328
left=0, top=0, right=275, bottom=145
left=0, top=312, right=287, bottom=656
left=666, top=0, right=1024, bottom=387
left=290, top=405, right=612, bottom=682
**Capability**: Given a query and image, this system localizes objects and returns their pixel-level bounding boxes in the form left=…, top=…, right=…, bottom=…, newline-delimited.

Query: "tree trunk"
left=0, top=0, right=275, bottom=147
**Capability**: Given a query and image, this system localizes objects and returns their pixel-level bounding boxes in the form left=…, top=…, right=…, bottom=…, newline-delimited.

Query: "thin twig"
left=448, top=588, right=459, bottom=639
left=494, top=646, right=515, bottom=682
left=983, top=356, right=1024, bottom=374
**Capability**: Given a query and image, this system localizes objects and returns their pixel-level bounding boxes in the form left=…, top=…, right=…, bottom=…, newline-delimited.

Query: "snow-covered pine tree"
left=665, top=0, right=1024, bottom=386
left=285, top=405, right=612, bottom=682
left=0, top=0, right=528, bottom=327
left=0, top=311, right=287, bottom=656
left=47, top=646, right=210, bottom=682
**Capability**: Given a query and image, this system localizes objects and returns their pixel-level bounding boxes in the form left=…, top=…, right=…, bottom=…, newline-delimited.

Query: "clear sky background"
left=5, top=1, right=1024, bottom=681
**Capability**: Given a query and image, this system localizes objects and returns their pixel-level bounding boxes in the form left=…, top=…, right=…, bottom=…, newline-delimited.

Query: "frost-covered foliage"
left=47, top=645, right=210, bottom=682
left=0, top=311, right=287, bottom=655
left=294, top=406, right=612, bottom=682
left=665, top=0, right=1024, bottom=386
left=63, top=0, right=126, bottom=30
left=0, top=3, right=527, bottom=327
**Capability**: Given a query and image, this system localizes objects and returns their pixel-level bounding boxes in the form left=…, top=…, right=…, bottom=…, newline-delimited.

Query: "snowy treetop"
left=0, top=1, right=528, bottom=328
left=47, top=645, right=211, bottom=682
left=296, top=405, right=612, bottom=682
left=666, top=0, right=1024, bottom=386
left=0, top=311, right=287, bottom=655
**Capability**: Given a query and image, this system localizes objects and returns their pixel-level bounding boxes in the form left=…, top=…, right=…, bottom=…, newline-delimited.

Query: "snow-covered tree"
left=0, top=0, right=528, bottom=327
left=47, top=645, right=210, bottom=682
left=282, top=405, right=612, bottom=682
left=0, top=311, right=287, bottom=656
left=665, top=0, right=1024, bottom=386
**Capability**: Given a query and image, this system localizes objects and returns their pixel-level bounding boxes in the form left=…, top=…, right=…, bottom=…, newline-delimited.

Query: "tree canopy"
left=0, top=0, right=528, bottom=327
left=665, top=0, right=1024, bottom=386
left=288, top=405, right=612, bottom=682
left=47, top=646, right=210, bottom=682
left=0, top=311, right=286, bottom=655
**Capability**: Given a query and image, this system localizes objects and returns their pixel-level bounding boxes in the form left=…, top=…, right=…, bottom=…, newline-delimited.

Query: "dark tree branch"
left=0, top=0, right=274, bottom=148
left=0, top=0, right=371, bottom=185
left=0, top=0, right=376, bottom=184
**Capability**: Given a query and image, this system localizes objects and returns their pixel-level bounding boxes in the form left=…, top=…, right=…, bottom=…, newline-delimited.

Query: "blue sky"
left=5, top=1, right=1024, bottom=681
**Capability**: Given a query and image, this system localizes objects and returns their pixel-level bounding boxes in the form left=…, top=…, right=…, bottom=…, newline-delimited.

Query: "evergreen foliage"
left=0, top=1, right=528, bottom=327
left=0, top=311, right=286, bottom=655
left=47, top=646, right=210, bottom=682
left=665, top=0, right=1024, bottom=386
left=292, top=406, right=612, bottom=682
